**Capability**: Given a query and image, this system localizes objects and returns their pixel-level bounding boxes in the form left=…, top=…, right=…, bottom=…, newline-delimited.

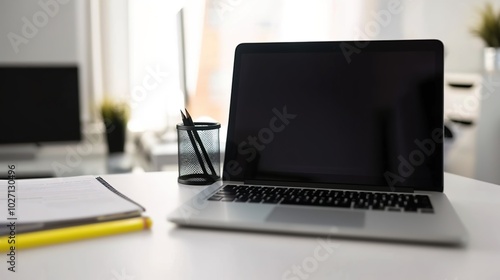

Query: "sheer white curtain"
left=89, top=0, right=185, bottom=132
left=89, top=0, right=129, bottom=108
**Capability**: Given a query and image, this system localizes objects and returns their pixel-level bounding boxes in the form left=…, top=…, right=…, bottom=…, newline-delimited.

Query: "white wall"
left=0, top=0, right=91, bottom=121
left=368, top=0, right=500, bottom=73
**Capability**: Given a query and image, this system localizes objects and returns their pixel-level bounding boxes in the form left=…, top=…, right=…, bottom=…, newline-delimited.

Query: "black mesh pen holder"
left=177, top=122, right=221, bottom=185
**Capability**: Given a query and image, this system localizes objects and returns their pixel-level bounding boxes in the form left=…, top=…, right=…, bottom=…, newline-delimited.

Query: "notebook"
left=0, top=175, right=144, bottom=235
left=168, top=40, right=468, bottom=245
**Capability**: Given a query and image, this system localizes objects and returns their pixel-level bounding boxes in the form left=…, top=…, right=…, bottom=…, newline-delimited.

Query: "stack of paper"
left=0, top=176, right=150, bottom=250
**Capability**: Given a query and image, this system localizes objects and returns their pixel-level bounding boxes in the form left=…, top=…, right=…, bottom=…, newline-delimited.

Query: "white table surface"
left=2, top=172, right=500, bottom=280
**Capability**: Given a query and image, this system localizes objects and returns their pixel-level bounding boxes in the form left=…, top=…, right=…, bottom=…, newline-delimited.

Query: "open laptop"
left=168, top=40, right=468, bottom=245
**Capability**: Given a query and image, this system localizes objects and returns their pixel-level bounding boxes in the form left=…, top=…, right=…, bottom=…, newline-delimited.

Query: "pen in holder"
left=177, top=120, right=221, bottom=185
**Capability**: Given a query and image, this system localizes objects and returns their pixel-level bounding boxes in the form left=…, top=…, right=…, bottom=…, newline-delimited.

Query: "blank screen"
left=0, top=66, right=81, bottom=144
left=223, top=41, right=443, bottom=191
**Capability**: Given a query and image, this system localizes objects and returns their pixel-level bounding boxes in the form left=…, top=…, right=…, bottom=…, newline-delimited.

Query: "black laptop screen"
left=223, top=40, right=444, bottom=191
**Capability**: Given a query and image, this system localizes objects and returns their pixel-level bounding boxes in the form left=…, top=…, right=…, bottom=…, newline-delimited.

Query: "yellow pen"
left=0, top=216, right=152, bottom=251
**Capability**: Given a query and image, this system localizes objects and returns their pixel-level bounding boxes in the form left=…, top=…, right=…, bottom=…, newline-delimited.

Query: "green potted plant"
left=471, top=3, right=500, bottom=71
left=99, top=97, right=130, bottom=154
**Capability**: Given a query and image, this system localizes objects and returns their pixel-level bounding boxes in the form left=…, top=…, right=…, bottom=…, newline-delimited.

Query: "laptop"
left=168, top=40, right=468, bottom=245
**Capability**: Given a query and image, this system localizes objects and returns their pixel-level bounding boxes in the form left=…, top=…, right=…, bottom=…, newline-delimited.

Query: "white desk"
left=2, top=172, right=500, bottom=280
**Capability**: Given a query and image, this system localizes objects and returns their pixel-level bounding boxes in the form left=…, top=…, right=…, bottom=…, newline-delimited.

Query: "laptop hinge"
left=244, top=180, right=415, bottom=193
left=391, top=187, right=414, bottom=193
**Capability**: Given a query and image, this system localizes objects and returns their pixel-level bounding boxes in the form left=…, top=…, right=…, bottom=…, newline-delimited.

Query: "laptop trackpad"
left=266, top=206, right=365, bottom=228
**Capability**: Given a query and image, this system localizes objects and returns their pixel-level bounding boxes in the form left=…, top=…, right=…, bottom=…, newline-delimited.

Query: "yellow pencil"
left=0, top=217, right=152, bottom=251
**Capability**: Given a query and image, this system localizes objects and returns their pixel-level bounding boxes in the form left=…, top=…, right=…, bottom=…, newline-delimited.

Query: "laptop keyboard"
left=208, top=185, right=434, bottom=213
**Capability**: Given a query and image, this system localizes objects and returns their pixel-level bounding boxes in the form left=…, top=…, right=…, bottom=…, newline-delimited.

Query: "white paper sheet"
left=0, top=176, right=143, bottom=226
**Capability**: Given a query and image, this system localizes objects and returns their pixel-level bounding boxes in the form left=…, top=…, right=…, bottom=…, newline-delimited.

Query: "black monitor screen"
left=224, top=40, right=443, bottom=191
left=0, top=66, right=81, bottom=144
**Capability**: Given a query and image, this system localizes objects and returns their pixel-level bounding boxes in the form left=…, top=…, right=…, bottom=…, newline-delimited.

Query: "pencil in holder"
left=177, top=122, right=221, bottom=185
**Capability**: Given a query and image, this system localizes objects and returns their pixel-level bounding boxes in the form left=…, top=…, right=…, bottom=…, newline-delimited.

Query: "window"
left=186, top=0, right=363, bottom=125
